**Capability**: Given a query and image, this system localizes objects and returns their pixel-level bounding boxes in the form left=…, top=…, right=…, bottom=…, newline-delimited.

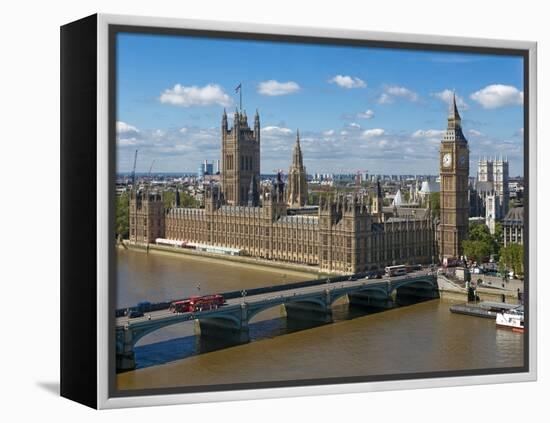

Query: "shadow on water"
left=134, top=296, right=435, bottom=369
left=135, top=317, right=317, bottom=369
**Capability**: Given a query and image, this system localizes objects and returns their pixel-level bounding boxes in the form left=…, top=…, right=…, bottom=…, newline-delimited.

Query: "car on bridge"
left=128, top=310, right=144, bottom=319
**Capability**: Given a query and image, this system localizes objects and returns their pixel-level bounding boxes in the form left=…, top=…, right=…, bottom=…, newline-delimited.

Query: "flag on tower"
left=235, top=83, right=242, bottom=111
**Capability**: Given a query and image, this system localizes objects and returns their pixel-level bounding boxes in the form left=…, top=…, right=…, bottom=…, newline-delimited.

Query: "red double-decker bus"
left=169, top=299, right=192, bottom=313
left=169, top=294, right=224, bottom=313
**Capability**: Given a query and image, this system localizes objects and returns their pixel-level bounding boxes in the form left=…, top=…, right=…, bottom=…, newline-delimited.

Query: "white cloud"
left=329, top=75, right=366, bottom=89
left=153, top=129, right=165, bottom=138
left=468, top=129, right=484, bottom=137
left=470, top=84, right=523, bottom=109
left=377, top=93, right=392, bottom=104
left=118, top=138, right=139, bottom=146
left=357, top=109, right=375, bottom=119
left=412, top=129, right=445, bottom=139
left=116, top=121, right=523, bottom=175
left=257, top=80, right=300, bottom=96
left=349, top=122, right=361, bottom=129
left=262, top=126, right=293, bottom=136
left=431, top=89, right=469, bottom=110
left=377, top=85, right=419, bottom=104
left=116, top=121, right=139, bottom=134
left=159, top=83, right=233, bottom=107
left=362, top=128, right=385, bottom=138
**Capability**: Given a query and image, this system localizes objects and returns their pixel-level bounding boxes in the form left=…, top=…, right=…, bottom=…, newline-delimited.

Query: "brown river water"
left=115, top=249, right=523, bottom=391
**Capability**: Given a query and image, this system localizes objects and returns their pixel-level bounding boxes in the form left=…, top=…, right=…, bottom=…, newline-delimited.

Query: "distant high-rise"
left=198, top=160, right=214, bottom=179
left=287, top=130, right=308, bottom=208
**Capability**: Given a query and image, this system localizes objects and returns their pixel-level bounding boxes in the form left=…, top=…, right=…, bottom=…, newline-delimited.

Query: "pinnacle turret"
left=287, top=129, right=308, bottom=208
left=447, top=92, right=462, bottom=130
left=292, top=129, right=303, bottom=168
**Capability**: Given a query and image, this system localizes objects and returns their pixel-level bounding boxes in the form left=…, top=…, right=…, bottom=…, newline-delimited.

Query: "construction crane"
left=148, top=159, right=156, bottom=183
left=130, top=149, right=138, bottom=187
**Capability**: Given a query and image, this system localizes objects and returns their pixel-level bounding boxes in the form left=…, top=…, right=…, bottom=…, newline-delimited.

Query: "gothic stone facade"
left=161, top=186, right=435, bottom=274
left=130, top=109, right=437, bottom=274
left=129, top=190, right=164, bottom=244
left=439, top=94, right=470, bottom=259
left=470, top=157, right=510, bottom=232
left=221, top=109, right=260, bottom=206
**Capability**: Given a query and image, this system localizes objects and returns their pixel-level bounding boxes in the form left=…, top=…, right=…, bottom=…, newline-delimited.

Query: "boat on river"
left=496, top=305, right=524, bottom=333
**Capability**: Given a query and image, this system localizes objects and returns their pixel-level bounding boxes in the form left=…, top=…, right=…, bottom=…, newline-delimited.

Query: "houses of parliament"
left=127, top=102, right=472, bottom=273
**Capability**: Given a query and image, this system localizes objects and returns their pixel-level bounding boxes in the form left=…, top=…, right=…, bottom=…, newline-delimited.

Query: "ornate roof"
left=503, top=207, right=524, bottom=225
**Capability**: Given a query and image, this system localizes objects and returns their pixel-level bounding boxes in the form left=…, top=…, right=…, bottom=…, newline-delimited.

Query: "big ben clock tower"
left=439, top=94, right=469, bottom=260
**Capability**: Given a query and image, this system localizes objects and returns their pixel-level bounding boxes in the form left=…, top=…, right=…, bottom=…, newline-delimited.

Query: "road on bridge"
left=116, top=269, right=434, bottom=329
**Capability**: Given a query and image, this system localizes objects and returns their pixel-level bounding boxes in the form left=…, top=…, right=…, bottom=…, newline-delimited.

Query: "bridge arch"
left=129, top=317, right=195, bottom=347
left=328, top=284, right=390, bottom=305
left=126, top=310, right=244, bottom=349
left=391, top=277, right=437, bottom=292
left=247, top=295, right=328, bottom=322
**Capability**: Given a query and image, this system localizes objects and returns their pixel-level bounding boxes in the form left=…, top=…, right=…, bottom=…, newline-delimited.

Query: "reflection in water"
left=117, top=250, right=524, bottom=390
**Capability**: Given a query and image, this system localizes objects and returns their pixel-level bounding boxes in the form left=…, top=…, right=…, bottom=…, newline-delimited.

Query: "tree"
left=467, top=222, right=500, bottom=257
left=163, top=191, right=175, bottom=209
left=115, top=192, right=129, bottom=240
left=308, top=191, right=320, bottom=205
left=181, top=191, right=199, bottom=208
left=163, top=189, right=199, bottom=209
left=469, top=222, right=492, bottom=242
left=493, top=222, right=503, bottom=256
left=429, top=192, right=440, bottom=218
left=463, top=240, right=491, bottom=263
left=500, top=243, right=524, bottom=278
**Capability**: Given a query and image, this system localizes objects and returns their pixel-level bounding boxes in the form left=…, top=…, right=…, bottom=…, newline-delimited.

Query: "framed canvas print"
left=60, top=14, right=537, bottom=409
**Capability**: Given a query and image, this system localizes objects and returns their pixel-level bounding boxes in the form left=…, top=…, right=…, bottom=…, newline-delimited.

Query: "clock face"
left=459, top=155, right=467, bottom=166
left=442, top=153, right=452, bottom=168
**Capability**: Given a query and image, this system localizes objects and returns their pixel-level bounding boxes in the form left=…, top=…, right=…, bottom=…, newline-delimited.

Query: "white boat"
left=496, top=305, right=524, bottom=333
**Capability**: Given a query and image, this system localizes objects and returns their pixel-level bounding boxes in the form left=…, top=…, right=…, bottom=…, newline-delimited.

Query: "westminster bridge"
left=116, top=270, right=438, bottom=371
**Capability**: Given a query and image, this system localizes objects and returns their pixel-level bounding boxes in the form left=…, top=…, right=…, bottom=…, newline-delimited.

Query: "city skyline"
left=116, top=32, right=525, bottom=176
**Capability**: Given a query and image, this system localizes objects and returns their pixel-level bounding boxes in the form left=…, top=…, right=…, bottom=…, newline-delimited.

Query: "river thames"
left=116, top=249, right=523, bottom=391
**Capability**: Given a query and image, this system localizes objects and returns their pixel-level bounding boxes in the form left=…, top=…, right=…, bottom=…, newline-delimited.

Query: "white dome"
left=420, top=180, right=440, bottom=194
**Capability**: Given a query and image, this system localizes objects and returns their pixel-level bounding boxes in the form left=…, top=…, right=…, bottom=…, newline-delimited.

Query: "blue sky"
left=116, top=32, right=525, bottom=176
